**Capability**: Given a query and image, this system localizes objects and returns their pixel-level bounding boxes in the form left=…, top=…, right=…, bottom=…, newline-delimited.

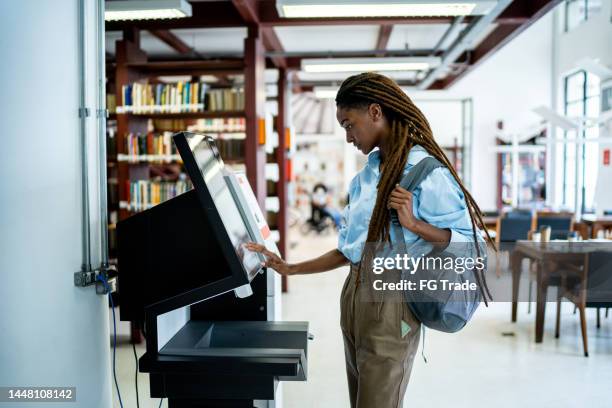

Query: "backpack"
left=388, top=156, right=487, bottom=333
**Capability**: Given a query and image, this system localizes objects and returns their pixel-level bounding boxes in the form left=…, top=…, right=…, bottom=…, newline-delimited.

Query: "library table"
left=510, top=240, right=612, bottom=343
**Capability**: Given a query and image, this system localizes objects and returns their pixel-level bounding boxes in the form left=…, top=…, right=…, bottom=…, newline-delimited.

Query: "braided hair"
left=336, top=72, right=494, bottom=299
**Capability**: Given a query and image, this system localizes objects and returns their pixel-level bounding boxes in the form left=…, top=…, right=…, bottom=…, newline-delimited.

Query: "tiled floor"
left=112, top=229, right=612, bottom=408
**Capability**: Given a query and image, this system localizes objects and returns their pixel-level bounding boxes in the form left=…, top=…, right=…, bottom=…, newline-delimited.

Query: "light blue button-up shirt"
left=337, top=144, right=482, bottom=264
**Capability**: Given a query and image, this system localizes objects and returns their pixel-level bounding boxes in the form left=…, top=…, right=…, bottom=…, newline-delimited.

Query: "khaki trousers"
left=340, top=263, right=421, bottom=408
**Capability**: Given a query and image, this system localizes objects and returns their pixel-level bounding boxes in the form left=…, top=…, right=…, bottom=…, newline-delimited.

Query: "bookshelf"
left=107, top=30, right=273, bottom=342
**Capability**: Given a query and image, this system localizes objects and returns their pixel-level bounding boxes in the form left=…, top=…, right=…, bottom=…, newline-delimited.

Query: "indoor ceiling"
left=105, top=0, right=562, bottom=90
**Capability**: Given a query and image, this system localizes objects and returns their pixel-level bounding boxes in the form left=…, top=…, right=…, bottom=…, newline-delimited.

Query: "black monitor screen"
left=185, top=134, right=261, bottom=280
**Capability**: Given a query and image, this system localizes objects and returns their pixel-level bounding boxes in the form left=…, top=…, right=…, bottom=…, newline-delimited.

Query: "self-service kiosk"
left=117, top=132, right=308, bottom=407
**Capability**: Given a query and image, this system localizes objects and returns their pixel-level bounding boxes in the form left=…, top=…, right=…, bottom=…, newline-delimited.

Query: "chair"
left=525, top=210, right=572, bottom=313
left=495, top=213, right=533, bottom=277
left=556, top=251, right=612, bottom=357
left=505, top=209, right=532, bottom=219
left=534, top=211, right=574, bottom=240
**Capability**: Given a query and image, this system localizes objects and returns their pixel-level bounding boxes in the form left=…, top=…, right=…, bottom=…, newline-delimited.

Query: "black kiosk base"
left=141, top=321, right=308, bottom=408
left=118, top=133, right=309, bottom=407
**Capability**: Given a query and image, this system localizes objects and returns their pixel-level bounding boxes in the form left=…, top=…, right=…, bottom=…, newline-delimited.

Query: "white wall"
left=407, top=12, right=555, bottom=211
left=556, top=0, right=612, bottom=74
left=416, top=100, right=465, bottom=147
left=550, top=0, right=612, bottom=207
left=0, top=1, right=112, bottom=407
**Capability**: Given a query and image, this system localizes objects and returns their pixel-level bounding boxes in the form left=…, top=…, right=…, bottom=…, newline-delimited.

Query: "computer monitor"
left=173, top=132, right=263, bottom=281
left=118, top=133, right=265, bottom=321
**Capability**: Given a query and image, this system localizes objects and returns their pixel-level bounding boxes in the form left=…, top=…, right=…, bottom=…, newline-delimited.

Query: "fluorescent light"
left=276, top=0, right=497, bottom=18
left=302, top=57, right=440, bottom=73
left=105, top=0, right=192, bottom=21
left=314, top=87, right=338, bottom=98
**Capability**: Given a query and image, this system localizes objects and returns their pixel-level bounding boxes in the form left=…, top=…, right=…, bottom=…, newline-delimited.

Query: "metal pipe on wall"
left=96, top=0, right=109, bottom=267
left=78, top=0, right=92, bottom=272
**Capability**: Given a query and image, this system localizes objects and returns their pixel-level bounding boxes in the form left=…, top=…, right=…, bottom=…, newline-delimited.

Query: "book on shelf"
left=206, top=88, right=245, bottom=112
left=117, top=154, right=182, bottom=163
left=118, top=81, right=208, bottom=114
left=188, top=118, right=246, bottom=133
left=117, top=81, right=245, bottom=114
left=124, top=131, right=178, bottom=157
left=123, top=179, right=191, bottom=212
left=107, top=94, right=117, bottom=114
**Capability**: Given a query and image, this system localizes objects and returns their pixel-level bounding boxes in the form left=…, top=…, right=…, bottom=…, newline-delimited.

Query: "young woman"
left=246, top=72, right=489, bottom=408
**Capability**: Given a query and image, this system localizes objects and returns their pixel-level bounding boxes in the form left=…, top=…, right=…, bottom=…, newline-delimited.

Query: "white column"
left=0, top=1, right=111, bottom=407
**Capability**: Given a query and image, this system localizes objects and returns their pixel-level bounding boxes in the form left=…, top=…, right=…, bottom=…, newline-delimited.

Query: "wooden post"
left=114, top=32, right=148, bottom=344
left=244, top=26, right=267, bottom=209
left=115, top=35, right=148, bottom=221
left=277, top=68, right=289, bottom=292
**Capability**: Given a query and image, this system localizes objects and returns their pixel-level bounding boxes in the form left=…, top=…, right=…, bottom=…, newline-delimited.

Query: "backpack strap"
left=390, top=156, right=444, bottom=230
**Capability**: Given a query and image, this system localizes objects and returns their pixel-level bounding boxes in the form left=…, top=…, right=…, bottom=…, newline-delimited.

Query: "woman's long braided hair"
left=336, top=72, right=494, bottom=301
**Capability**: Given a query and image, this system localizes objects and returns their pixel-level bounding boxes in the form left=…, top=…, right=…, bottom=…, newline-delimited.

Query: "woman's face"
left=336, top=104, right=388, bottom=155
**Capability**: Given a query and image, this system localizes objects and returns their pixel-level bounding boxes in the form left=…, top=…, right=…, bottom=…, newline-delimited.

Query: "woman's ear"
left=368, top=103, right=383, bottom=122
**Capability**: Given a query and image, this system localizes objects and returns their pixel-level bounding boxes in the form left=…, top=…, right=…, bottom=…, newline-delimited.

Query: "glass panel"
left=565, top=71, right=585, bottom=104
left=565, top=0, right=587, bottom=31
left=564, top=139, right=576, bottom=208
left=518, top=152, right=546, bottom=207
left=500, top=152, right=512, bottom=206
left=586, top=0, right=603, bottom=18
left=586, top=72, right=601, bottom=98
left=586, top=96, right=601, bottom=120
left=565, top=102, right=583, bottom=130
left=583, top=134, right=599, bottom=211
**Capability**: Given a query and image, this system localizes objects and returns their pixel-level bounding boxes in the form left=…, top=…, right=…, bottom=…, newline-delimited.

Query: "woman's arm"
left=244, top=243, right=349, bottom=276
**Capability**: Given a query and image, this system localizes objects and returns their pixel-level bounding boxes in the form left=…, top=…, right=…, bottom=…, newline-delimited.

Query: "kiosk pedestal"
left=141, top=320, right=308, bottom=407
left=118, top=133, right=309, bottom=407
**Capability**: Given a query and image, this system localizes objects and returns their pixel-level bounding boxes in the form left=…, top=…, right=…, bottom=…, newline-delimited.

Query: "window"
left=561, top=70, right=601, bottom=212
left=565, top=0, right=602, bottom=32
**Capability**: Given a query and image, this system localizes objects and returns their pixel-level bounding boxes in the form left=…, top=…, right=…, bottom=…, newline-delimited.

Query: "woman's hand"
left=244, top=242, right=294, bottom=276
left=388, top=184, right=418, bottom=232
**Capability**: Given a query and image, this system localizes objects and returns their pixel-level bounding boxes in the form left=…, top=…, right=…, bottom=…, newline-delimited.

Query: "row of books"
left=117, top=154, right=181, bottom=163
left=122, top=180, right=191, bottom=212
left=206, top=88, right=245, bottom=112
left=118, top=81, right=208, bottom=113
left=125, top=132, right=177, bottom=156
left=191, top=118, right=246, bottom=133
left=117, top=82, right=245, bottom=113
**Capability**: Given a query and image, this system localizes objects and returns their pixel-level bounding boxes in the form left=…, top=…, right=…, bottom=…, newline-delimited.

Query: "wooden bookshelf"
left=118, top=110, right=246, bottom=120
left=106, top=29, right=275, bottom=341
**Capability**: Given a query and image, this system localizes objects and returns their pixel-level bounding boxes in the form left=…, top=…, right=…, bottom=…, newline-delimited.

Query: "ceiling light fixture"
left=276, top=0, right=498, bottom=18
left=301, top=57, right=440, bottom=73
left=105, top=0, right=192, bottom=21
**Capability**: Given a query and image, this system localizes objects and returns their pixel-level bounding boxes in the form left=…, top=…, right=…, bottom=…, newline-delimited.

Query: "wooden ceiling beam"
left=231, top=0, right=259, bottom=24
left=428, top=0, right=562, bottom=90
left=231, top=0, right=287, bottom=68
left=262, top=28, right=287, bottom=68
left=107, top=0, right=541, bottom=30
left=148, top=29, right=192, bottom=55
left=375, top=24, right=393, bottom=57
